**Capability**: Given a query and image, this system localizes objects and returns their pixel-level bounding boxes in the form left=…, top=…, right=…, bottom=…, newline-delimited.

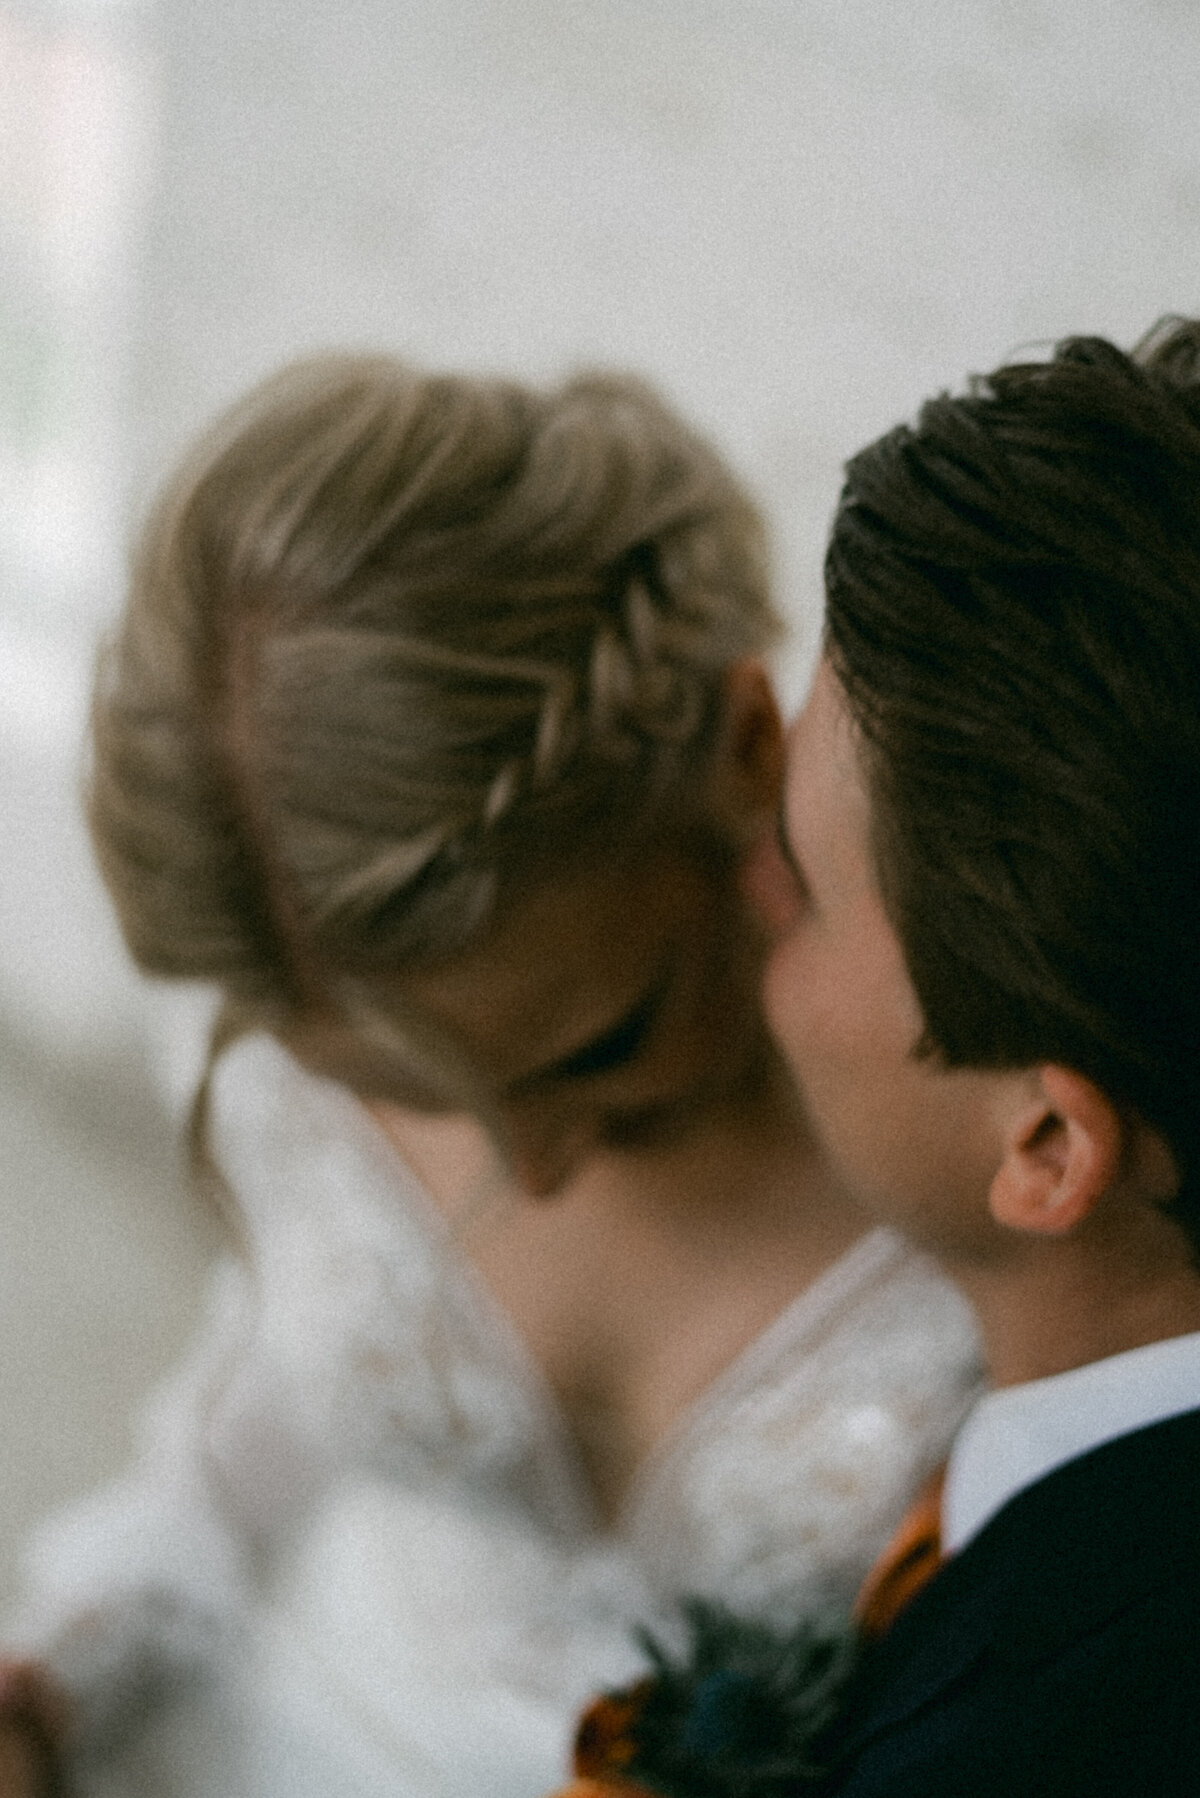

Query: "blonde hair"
left=90, top=355, right=779, bottom=1075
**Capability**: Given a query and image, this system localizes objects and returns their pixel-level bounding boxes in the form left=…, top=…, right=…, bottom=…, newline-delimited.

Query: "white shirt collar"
left=942, top=1329, right=1200, bottom=1554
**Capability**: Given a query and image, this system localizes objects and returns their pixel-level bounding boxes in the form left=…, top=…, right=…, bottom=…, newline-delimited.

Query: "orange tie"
left=854, top=1465, right=947, bottom=1640
left=542, top=1683, right=660, bottom=1798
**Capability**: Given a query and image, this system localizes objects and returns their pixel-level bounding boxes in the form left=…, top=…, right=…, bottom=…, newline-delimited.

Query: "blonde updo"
left=90, top=355, right=779, bottom=1045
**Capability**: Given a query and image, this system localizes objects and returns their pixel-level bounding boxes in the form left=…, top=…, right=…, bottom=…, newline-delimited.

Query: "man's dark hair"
left=824, top=318, right=1200, bottom=1250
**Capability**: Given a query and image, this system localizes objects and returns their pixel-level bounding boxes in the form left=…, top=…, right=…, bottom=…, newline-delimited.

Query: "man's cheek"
left=762, top=943, right=806, bottom=1060
left=763, top=949, right=843, bottom=1085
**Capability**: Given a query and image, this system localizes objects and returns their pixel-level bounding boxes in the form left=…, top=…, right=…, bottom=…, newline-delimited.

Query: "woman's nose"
left=500, top=1107, right=598, bottom=1198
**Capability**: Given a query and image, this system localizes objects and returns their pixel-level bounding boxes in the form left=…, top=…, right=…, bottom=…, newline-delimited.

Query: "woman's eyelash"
left=552, top=983, right=661, bottom=1079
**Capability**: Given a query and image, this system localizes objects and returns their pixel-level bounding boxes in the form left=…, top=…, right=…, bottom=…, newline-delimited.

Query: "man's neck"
left=954, top=1238, right=1200, bottom=1388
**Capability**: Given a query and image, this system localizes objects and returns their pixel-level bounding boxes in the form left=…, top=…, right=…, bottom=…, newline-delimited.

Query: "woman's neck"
left=371, top=1060, right=866, bottom=1523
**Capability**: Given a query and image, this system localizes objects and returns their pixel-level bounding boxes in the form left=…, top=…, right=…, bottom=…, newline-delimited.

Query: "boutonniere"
left=549, top=1600, right=859, bottom=1798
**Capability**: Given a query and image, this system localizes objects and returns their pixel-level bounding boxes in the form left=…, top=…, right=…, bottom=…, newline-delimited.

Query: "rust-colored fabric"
left=854, top=1466, right=947, bottom=1640
left=572, top=1681, right=653, bottom=1778
left=542, top=1681, right=661, bottom=1798
left=544, top=1781, right=660, bottom=1798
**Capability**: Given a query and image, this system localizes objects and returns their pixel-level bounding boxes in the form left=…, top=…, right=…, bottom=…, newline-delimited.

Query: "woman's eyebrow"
left=513, top=968, right=670, bottom=1090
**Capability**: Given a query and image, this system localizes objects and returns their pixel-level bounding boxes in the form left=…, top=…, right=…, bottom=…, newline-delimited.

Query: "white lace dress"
left=7, top=1034, right=981, bottom=1798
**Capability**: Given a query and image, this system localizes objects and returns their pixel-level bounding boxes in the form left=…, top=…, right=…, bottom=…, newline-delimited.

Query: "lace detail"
left=620, top=1229, right=979, bottom=1619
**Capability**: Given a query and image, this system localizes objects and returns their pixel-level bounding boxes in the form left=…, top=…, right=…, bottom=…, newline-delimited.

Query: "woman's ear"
left=706, top=658, right=785, bottom=834
left=988, top=1065, right=1124, bottom=1236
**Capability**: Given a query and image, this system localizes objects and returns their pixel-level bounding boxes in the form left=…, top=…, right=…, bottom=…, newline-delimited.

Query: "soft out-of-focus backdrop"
left=2, top=0, right=1199, bottom=1592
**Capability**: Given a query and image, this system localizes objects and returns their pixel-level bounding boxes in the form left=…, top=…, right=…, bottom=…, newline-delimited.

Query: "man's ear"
left=706, top=658, right=785, bottom=835
left=988, top=1065, right=1124, bottom=1236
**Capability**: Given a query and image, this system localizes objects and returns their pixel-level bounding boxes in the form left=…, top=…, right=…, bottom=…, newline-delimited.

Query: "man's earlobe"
left=707, top=658, right=785, bottom=831
left=988, top=1066, right=1124, bottom=1236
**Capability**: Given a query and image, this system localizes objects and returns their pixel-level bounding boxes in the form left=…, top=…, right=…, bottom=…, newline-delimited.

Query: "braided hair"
left=90, top=355, right=778, bottom=1114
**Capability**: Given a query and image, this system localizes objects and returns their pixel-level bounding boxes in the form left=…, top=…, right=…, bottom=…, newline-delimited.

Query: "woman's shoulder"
left=737, top=1225, right=984, bottom=1455
left=811, top=1226, right=980, bottom=1358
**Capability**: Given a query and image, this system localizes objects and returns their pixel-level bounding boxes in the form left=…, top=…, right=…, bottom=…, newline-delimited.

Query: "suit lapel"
left=833, top=1406, right=1200, bottom=1757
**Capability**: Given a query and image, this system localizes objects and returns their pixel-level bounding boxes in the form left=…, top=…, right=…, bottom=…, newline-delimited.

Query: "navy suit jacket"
left=818, top=1406, right=1200, bottom=1796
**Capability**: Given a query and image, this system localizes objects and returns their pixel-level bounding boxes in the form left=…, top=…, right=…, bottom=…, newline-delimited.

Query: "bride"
left=0, top=358, right=979, bottom=1798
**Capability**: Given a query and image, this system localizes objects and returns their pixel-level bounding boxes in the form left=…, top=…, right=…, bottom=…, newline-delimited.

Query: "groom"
left=761, top=319, right=1200, bottom=1792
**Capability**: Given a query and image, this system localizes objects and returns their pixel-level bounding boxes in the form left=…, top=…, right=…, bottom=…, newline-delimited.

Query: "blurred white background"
left=2, top=0, right=1200, bottom=1591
